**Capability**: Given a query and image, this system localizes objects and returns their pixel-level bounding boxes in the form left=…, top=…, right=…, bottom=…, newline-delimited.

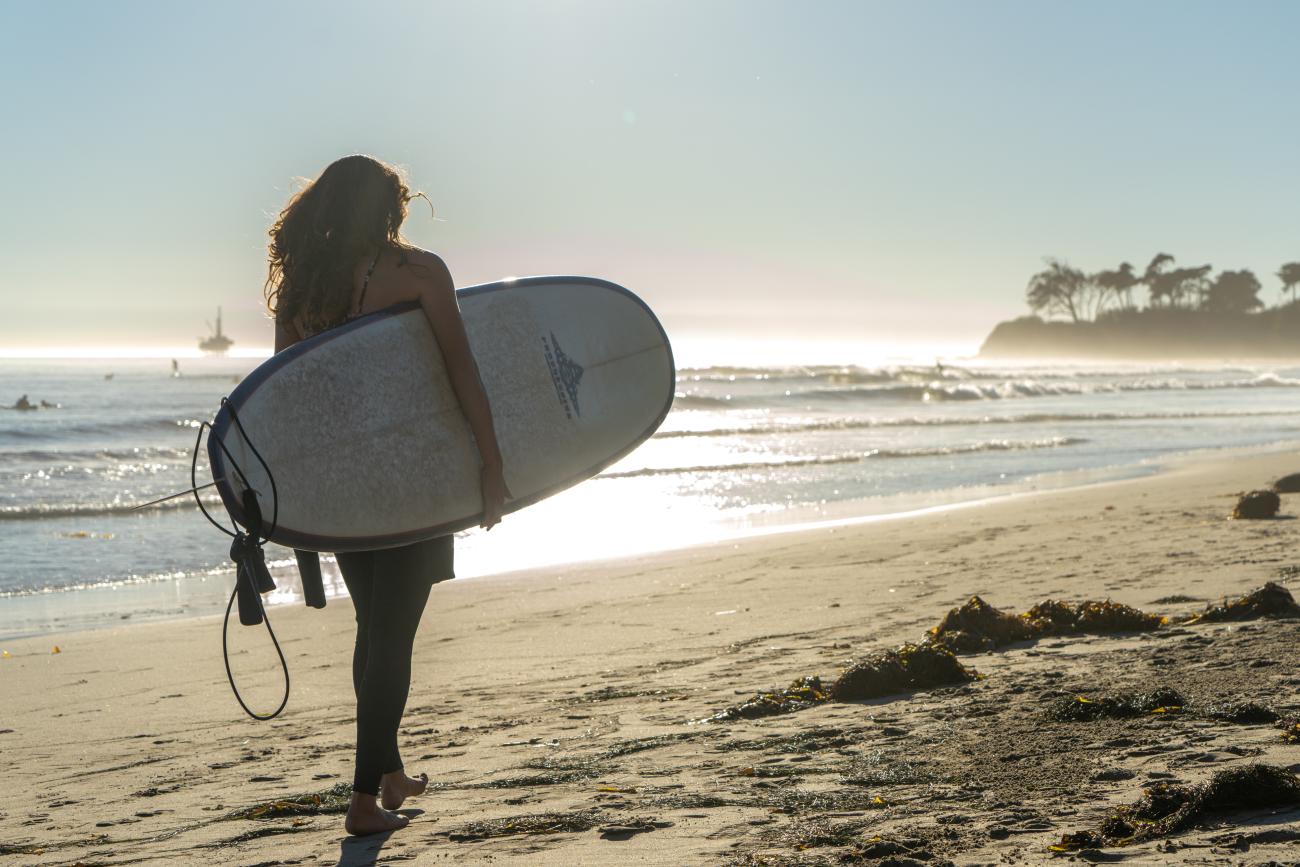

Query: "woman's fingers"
left=481, top=491, right=503, bottom=530
left=479, top=468, right=510, bottom=530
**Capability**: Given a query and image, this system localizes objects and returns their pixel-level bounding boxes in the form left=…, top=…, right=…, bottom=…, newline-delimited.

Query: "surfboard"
left=207, top=276, right=674, bottom=552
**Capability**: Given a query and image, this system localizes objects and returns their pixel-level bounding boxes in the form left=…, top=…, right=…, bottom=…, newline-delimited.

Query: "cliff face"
left=979, top=305, right=1300, bottom=359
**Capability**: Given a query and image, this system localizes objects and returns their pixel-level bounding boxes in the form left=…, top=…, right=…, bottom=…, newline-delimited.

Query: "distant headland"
left=979, top=255, right=1300, bottom=359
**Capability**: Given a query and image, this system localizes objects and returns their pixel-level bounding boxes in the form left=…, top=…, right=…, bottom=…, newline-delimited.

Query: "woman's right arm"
left=409, top=251, right=511, bottom=529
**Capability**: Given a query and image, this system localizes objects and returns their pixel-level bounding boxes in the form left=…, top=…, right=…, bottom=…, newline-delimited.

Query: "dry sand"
left=2, top=447, right=1299, bottom=866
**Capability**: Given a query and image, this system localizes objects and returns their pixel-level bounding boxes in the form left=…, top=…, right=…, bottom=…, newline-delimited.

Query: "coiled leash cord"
left=191, top=397, right=290, bottom=721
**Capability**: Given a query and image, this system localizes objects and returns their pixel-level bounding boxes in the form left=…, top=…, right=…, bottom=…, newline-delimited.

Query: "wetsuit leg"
left=338, top=542, right=440, bottom=796
left=336, top=551, right=377, bottom=701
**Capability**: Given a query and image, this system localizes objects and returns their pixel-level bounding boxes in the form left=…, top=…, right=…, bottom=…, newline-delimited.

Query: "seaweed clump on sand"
left=0, top=842, right=46, bottom=857
left=1046, top=687, right=1186, bottom=722
left=771, top=816, right=870, bottom=850
left=927, top=596, right=1164, bottom=654
left=849, top=836, right=948, bottom=864
left=844, top=749, right=939, bottom=786
left=926, top=595, right=1035, bottom=652
left=830, top=643, right=975, bottom=702
left=1280, top=718, right=1300, bottom=744
left=439, top=811, right=600, bottom=842
left=227, top=782, right=352, bottom=820
left=1049, top=690, right=1284, bottom=725
left=1022, top=599, right=1165, bottom=635
left=1273, top=472, right=1300, bottom=494
left=705, top=676, right=829, bottom=722
left=1051, top=764, right=1300, bottom=850
left=1185, top=582, right=1300, bottom=623
left=1202, top=700, right=1280, bottom=725
left=1233, top=489, right=1281, bottom=519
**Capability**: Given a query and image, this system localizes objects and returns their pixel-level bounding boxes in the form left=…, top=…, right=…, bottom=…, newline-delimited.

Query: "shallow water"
left=2, top=356, right=1299, bottom=638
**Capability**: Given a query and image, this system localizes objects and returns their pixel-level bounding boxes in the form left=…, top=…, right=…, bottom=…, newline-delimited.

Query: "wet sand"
left=1, top=447, right=1298, bottom=865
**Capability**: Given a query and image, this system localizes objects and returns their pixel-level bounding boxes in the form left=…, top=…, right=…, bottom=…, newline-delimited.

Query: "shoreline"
left=1, top=444, right=1297, bottom=863
left=7, top=437, right=1300, bottom=644
left=5, top=438, right=1298, bottom=644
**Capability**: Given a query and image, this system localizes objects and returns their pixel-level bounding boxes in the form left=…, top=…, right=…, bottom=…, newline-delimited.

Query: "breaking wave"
left=600, top=437, right=1087, bottom=479
left=654, top=409, right=1300, bottom=440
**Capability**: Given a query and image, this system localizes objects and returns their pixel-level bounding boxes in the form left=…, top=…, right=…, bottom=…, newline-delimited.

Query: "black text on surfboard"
left=543, top=332, right=584, bottom=419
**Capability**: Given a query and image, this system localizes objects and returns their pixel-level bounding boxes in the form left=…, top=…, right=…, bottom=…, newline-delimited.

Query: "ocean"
left=3, top=355, right=1299, bottom=640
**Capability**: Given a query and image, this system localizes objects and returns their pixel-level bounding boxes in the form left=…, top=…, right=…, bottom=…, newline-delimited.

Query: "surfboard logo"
left=542, top=332, right=584, bottom=418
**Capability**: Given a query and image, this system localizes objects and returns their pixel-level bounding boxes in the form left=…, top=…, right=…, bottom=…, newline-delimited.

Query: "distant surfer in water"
left=264, top=154, right=510, bottom=836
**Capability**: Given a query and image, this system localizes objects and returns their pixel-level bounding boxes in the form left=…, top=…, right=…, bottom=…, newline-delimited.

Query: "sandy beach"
left=2, top=446, right=1298, bottom=865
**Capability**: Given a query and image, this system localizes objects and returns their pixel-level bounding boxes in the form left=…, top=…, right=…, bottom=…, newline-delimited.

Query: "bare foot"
left=380, top=770, right=429, bottom=811
left=345, top=792, right=410, bottom=837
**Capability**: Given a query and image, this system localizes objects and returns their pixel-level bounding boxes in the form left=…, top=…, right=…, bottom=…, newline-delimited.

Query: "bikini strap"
left=355, top=250, right=382, bottom=316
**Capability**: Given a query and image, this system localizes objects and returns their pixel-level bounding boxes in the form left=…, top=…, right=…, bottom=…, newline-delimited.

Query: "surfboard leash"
left=191, top=399, right=290, bottom=721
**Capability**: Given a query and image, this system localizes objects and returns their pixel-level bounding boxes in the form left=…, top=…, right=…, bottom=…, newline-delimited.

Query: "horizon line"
left=0, top=346, right=276, bottom=360
left=0, top=335, right=986, bottom=365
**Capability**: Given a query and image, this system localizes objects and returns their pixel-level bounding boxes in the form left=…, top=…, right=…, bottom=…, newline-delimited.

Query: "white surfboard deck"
left=208, top=276, right=674, bottom=552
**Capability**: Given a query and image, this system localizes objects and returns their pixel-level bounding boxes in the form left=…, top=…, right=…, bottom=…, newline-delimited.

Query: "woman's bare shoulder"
left=397, top=246, right=452, bottom=289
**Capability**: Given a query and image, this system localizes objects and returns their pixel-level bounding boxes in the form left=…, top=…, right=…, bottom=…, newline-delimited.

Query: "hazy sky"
left=2, top=1, right=1298, bottom=357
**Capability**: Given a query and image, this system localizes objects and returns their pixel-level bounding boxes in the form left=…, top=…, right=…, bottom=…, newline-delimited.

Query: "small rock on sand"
left=1233, top=490, right=1280, bottom=519
left=1272, top=472, right=1300, bottom=493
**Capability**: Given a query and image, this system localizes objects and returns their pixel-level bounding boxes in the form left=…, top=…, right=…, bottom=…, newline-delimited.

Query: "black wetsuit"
left=336, top=538, right=453, bottom=794
left=325, top=251, right=456, bottom=796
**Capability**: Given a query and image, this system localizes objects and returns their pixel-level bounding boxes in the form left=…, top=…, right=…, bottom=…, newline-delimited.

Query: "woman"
left=265, top=154, right=509, bottom=835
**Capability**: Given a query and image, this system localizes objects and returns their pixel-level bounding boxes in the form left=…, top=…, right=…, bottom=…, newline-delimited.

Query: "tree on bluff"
left=1026, top=259, right=1089, bottom=322
left=1279, top=262, right=1300, bottom=305
left=1093, top=262, right=1139, bottom=312
left=1141, top=253, right=1175, bottom=305
left=1145, top=257, right=1212, bottom=309
left=1021, top=254, right=1298, bottom=321
left=1204, top=269, right=1263, bottom=314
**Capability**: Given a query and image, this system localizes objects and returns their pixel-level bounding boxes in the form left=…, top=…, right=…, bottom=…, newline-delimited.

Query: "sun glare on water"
left=670, top=334, right=980, bottom=369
